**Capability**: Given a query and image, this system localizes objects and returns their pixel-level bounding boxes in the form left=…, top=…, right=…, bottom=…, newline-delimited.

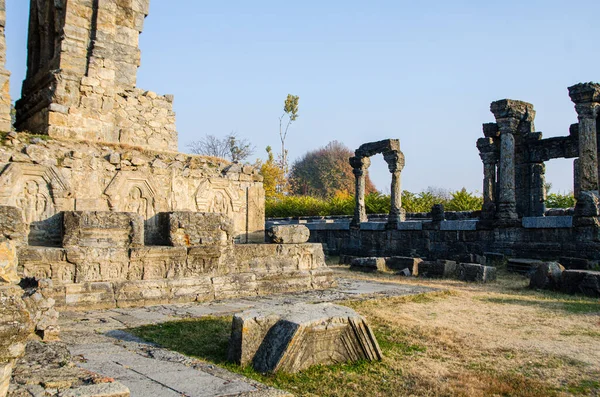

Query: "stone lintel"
left=482, top=122, right=499, bottom=138
left=568, top=82, right=600, bottom=104
left=490, top=99, right=535, bottom=121
left=355, top=139, right=400, bottom=158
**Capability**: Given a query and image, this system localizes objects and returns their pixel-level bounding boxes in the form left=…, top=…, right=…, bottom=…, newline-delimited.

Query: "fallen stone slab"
left=561, top=270, right=600, bottom=297
left=350, top=256, right=420, bottom=275
left=349, top=257, right=385, bottom=272
left=529, top=262, right=564, bottom=290
left=385, top=256, right=422, bottom=275
left=507, top=258, right=542, bottom=275
left=228, top=303, right=382, bottom=373
left=559, top=257, right=593, bottom=270
left=266, top=225, right=310, bottom=244
left=417, top=260, right=457, bottom=278
left=458, top=263, right=497, bottom=283
left=484, top=252, right=506, bottom=267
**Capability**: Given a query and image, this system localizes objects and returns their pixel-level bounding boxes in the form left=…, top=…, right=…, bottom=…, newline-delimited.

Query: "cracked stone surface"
left=58, top=277, right=433, bottom=397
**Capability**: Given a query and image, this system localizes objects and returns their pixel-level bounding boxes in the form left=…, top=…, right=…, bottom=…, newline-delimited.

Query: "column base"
left=574, top=190, right=600, bottom=218
left=495, top=202, right=518, bottom=220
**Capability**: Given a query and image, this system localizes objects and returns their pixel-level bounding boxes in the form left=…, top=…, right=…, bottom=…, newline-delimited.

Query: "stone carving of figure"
left=209, top=192, right=230, bottom=214
left=125, top=187, right=147, bottom=218
left=18, top=180, right=50, bottom=224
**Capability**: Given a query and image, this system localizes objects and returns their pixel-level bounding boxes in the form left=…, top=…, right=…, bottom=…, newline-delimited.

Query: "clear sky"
left=5, top=0, right=600, bottom=193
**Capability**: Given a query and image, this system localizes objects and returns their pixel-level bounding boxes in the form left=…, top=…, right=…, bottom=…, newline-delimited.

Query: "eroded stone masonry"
left=16, top=0, right=177, bottom=151
left=0, top=0, right=334, bottom=309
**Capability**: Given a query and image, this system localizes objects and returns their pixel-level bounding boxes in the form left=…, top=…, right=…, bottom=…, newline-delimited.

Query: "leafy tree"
left=188, top=132, right=254, bottom=162
left=546, top=192, right=576, bottom=208
left=289, top=141, right=377, bottom=198
left=279, top=94, right=299, bottom=173
left=445, top=188, right=483, bottom=211
left=257, top=146, right=287, bottom=200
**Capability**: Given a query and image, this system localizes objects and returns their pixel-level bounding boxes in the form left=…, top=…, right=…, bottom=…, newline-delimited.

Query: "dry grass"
left=337, top=266, right=600, bottom=396
left=133, top=265, right=600, bottom=396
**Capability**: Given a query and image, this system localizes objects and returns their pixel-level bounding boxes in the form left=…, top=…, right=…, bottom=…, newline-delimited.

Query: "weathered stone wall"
left=17, top=209, right=333, bottom=310
left=0, top=137, right=265, bottom=245
left=273, top=218, right=600, bottom=264
left=19, top=243, right=334, bottom=310
left=0, top=0, right=11, bottom=132
left=15, top=0, right=177, bottom=151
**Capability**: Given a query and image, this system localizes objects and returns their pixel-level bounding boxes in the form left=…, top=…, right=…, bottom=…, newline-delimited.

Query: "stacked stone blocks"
left=16, top=0, right=177, bottom=151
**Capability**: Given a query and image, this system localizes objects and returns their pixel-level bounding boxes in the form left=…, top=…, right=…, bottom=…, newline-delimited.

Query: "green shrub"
left=546, top=192, right=575, bottom=208
left=265, top=188, right=483, bottom=218
left=445, top=188, right=483, bottom=212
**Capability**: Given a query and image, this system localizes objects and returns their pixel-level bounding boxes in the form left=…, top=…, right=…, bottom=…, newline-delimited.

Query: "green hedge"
left=266, top=189, right=483, bottom=218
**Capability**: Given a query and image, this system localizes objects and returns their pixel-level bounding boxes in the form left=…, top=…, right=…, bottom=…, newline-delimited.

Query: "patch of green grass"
left=565, top=379, right=600, bottom=395
left=132, top=317, right=232, bottom=364
left=560, top=329, right=600, bottom=338
left=478, top=296, right=600, bottom=314
left=130, top=311, right=559, bottom=397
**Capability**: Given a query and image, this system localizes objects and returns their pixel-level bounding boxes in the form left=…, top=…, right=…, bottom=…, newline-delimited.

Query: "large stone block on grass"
left=417, top=260, right=458, bottom=278
left=266, top=225, right=310, bottom=244
left=561, top=270, right=600, bottom=297
left=529, top=262, right=564, bottom=290
left=458, top=263, right=497, bottom=283
left=227, top=303, right=382, bottom=373
left=349, top=257, right=385, bottom=272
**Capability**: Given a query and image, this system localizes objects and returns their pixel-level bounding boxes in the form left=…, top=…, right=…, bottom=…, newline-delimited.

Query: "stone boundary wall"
left=278, top=217, right=600, bottom=264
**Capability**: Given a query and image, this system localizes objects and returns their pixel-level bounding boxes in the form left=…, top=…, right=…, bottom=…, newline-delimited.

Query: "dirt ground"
left=331, top=263, right=600, bottom=396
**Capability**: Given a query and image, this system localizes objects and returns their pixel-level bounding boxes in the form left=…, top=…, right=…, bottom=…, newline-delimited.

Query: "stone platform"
left=53, top=277, right=434, bottom=397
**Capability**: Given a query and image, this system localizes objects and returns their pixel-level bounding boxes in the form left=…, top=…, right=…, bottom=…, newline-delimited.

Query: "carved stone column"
left=489, top=100, right=534, bottom=222
left=574, top=159, right=581, bottom=199
left=350, top=156, right=370, bottom=228
left=383, top=151, right=405, bottom=229
left=477, top=136, right=498, bottom=207
left=569, top=83, right=600, bottom=220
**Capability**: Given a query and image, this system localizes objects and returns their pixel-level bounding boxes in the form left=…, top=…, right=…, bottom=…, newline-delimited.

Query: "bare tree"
left=279, top=94, right=299, bottom=172
left=187, top=132, right=254, bottom=162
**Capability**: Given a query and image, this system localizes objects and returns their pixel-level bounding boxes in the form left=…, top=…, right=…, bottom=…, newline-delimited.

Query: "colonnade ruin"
left=0, top=0, right=598, bottom=395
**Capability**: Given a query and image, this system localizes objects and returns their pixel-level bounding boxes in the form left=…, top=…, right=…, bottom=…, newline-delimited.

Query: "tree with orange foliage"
left=289, top=141, right=377, bottom=198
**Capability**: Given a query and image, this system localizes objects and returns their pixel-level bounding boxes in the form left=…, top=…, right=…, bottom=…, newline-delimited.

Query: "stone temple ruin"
left=0, top=2, right=335, bottom=395
left=0, top=0, right=334, bottom=310
left=272, top=85, right=600, bottom=288
left=0, top=0, right=599, bottom=395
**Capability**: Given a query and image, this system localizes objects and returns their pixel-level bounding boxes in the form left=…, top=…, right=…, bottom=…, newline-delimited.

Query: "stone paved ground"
left=58, top=277, right=434, bottom=397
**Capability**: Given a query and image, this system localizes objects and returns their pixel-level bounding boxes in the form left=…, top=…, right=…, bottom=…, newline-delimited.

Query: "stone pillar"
left=383, top=150, right=405, bottom=229
left=529, top=163, right=546, bottom=217
left=574, top=159, right=581, bottom=199
left=496, top=122, right=518, bottom=220
left=490, top=100, right=534, bottom=222
left=569, top=83, right=600, bottom=220
left=350, top=156, right=370, bottom=228
left=0, top=0, right=11, bottom=132
left=482, top=161, right=496, bottom=205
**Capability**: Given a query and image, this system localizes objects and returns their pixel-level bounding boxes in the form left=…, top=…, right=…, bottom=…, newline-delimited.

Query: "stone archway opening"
left=349, top=139, right=405, bottom=230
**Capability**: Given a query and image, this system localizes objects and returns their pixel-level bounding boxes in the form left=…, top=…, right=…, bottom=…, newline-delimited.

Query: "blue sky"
left=5, top=1, right=599, bottom=193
